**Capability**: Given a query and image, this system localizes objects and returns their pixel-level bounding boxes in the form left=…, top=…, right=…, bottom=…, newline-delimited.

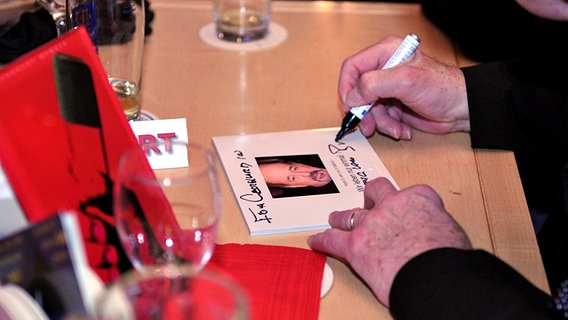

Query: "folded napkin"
left=208, top=243, right=326, bottom=320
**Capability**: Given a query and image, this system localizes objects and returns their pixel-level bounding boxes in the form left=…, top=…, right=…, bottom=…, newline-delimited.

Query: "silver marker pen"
left=335, top=33, right=421, bottom=142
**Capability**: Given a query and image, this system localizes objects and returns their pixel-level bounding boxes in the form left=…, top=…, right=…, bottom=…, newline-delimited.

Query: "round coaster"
left=320, top=262, right=334, bottom=298
left=199, top=22, right=287, bottom=51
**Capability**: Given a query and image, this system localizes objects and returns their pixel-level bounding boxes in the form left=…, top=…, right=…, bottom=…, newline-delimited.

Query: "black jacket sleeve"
left=462, top=61, right=568, bottom=291
left=463, top=61, right=567, bottom=214
left=389, top=248, right=559, bottom=319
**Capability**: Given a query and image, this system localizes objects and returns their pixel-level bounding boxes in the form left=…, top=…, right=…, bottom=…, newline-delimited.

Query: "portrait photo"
left=255, top=154, right=339, bottom=199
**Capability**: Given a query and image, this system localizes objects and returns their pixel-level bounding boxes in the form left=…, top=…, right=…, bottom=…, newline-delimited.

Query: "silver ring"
left=348, top=209, right=362, bottom=231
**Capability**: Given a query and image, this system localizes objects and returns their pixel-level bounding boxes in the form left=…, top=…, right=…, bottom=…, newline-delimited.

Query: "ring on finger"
left=348, top=209, right=362, bottom=231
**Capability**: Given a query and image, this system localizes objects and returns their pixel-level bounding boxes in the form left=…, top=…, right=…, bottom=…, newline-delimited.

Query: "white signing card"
left=212, top=128, right=398, bottom=236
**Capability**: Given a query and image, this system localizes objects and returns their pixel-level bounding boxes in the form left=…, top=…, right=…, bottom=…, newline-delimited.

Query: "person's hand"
left=338, top=36, right=470, bottom=140
left=307, top=177, right=472, bottom=307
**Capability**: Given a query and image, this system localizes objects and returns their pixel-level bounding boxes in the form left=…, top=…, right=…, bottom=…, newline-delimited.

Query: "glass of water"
left=213, top=0, right=271, bottom=42
left=93, top=0, right=145, bottom=120
left=38, top=0, right=146, bottom=120
left=59, top=0, right=145, bottom=120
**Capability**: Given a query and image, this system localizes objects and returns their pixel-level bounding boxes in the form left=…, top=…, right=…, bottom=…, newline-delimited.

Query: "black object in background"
left=0, top=0, right=155, bottom=64
left=0, top=8, right=57, bottom=63
left=420, top=0, right=568, bottom=62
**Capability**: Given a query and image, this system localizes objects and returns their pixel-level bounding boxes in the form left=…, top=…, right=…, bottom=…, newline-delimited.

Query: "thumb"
left=345, top=86, right=367, bottom=110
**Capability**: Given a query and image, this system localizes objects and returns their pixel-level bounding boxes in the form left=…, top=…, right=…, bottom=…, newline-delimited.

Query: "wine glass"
left=113, top=140, right=222, bottom=273
left=95, top=266, right=249, bottom=320
left=36, top=0, right=69, bottom=36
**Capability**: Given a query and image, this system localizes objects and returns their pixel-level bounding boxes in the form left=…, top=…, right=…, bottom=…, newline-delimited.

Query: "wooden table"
left=142, top=1, right=549, bottom=318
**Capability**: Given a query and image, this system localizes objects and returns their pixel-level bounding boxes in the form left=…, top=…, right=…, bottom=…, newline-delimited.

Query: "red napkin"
left=208, top=243, right=326, bottom=320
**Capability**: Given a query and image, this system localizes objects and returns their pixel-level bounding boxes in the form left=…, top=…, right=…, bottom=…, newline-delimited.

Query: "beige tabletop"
left=141, top=0, right=549, bottom=318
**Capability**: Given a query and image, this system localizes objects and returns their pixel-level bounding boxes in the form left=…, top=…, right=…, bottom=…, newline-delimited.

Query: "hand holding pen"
left=335, top=34, right=470, bottom=141
left=335, top=34, right=420, bottom=141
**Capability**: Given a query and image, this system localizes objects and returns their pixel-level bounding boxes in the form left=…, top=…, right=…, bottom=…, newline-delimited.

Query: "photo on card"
left=255, top=154, right=339, bottom=199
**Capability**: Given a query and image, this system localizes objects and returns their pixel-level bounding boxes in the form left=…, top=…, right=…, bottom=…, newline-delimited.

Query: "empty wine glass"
left=113, top=140, right=221, bottom=273
left=95, top=266, right=249, bottom=320
left=36, top=0, right=69, bottom=36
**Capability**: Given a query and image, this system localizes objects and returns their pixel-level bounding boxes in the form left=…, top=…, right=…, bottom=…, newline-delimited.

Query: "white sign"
left=130, top=118, right=189, bottom=169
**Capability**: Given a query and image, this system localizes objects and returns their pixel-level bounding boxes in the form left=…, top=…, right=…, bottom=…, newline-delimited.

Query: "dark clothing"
left=390, top=248, right=560, bottom=319
left=0, top=9, right=57, bottom=63
left=464, top=61, right=568, bottom=292
left=390, top=60, right=568, bottom=318
left=420, top=0, right=568, bottom=62
left=0, top=1, right=154, bottom=64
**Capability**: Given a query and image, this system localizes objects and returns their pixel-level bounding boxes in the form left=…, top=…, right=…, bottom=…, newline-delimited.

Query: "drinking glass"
left=95, top=266, right=249, bottom=320
left=39, top=0, right=146, bottom=120
left=89, top=0, right=146, bottom=120
left=213, top=0, right=271, bottom=42
left=113, top=141, right=221, bottom=272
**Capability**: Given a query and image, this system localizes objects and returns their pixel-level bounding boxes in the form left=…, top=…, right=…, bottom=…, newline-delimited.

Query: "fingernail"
left=391, top=127, right=400, bottom=140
